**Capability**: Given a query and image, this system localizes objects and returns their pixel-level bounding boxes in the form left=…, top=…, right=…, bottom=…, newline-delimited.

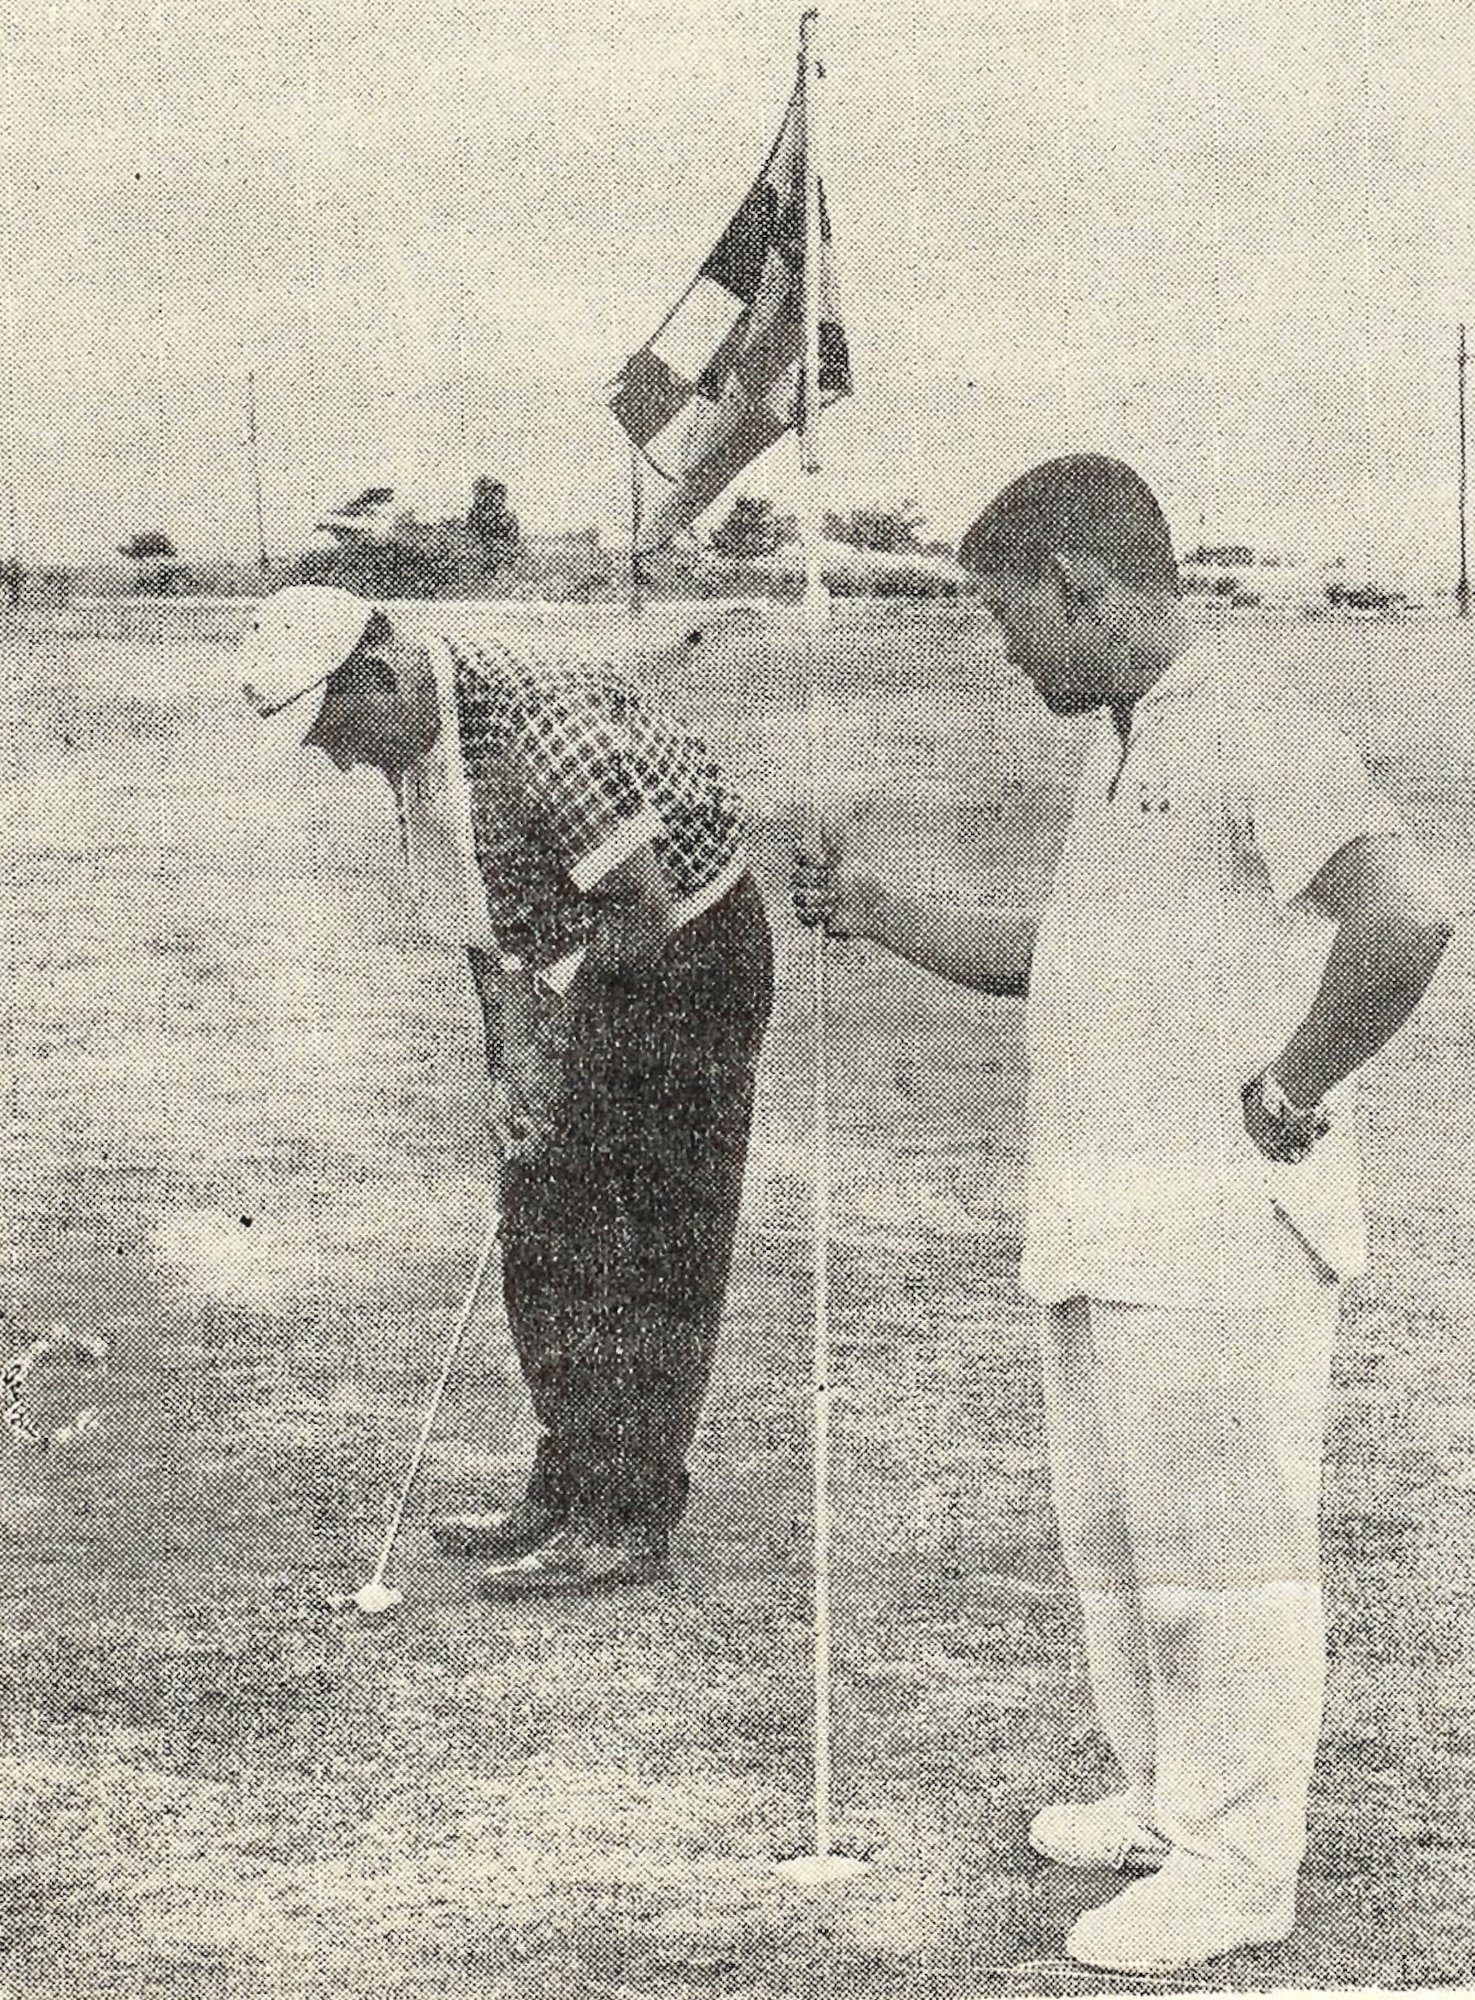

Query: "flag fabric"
left=610, top=84, right=851, bottom=551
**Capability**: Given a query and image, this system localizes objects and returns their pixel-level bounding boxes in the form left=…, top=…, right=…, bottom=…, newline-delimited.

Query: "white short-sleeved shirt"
left=1020, top=636, right=1405, bottom=1307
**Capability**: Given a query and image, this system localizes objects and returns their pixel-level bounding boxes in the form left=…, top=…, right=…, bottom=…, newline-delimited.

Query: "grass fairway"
left=1, top=603, right=1474, bottom=1997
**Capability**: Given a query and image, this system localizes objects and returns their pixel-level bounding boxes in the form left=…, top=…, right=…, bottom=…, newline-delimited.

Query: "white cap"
left=240, top=584, right=376, bottom=720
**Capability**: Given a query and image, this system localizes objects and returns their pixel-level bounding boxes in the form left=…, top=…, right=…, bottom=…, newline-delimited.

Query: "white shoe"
left=1065, top=1852, right=1296, bottom=1973
left=1028, top=1792, right=1168, bottom=1872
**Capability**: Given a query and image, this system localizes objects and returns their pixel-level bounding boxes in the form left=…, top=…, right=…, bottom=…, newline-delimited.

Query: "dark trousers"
left=498, top=873, right=774, bottom=1536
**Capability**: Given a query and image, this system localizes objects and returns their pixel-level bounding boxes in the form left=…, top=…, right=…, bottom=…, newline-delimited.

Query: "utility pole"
left=1, top=433, right=20, bottom=609
left=1459, top=324, right=1469, bottom=619
left=245, top=370, right=270, bottom=578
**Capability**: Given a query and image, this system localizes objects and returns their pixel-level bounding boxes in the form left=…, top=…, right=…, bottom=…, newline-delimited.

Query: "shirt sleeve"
left=1238, top=693, right=1404, bottom=908
left=506, top=695, right=665, bottom=890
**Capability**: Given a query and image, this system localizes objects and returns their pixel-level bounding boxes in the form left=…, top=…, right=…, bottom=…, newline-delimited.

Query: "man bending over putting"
left=794, top=456, right=1454, bottom=1974
left=244, top=587, right=773, bottom=1596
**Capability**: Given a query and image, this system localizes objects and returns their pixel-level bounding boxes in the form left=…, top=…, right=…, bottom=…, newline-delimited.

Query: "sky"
left=0, top=0, right=1470, bottom=578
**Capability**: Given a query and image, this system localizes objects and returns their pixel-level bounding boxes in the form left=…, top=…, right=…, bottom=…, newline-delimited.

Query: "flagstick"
left=798, top=0, right=837, bottom=1870
left=774, top=6, right=868, bottom=1892
left=797, top=8, right=828, bottom=616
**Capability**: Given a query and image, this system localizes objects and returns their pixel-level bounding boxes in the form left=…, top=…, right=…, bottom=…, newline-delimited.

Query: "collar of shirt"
left=1124, top=632, right=1218, bottom=722
left=1092, top=633, right=1220, bottom=789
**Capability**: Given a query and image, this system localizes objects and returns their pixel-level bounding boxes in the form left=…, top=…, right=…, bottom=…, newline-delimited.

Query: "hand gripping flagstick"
left=331, top=1200, right=503, bottom=1617
left=773, top=7, right=870, bottom=1890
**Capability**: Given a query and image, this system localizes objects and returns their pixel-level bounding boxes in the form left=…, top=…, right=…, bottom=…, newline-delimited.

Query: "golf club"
left=333, top=1201, right=503, bottom=1617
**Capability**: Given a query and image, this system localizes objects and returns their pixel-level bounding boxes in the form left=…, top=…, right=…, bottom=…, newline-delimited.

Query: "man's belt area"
left=665, top=846, right=751, bottom=934
left=525, top=847, right=750, bottom=997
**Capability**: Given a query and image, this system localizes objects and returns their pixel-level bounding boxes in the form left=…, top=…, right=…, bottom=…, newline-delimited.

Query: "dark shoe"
left=430, top=1493, right=567, bottom=1561
left=477, top=1521, right=671, bottom=1600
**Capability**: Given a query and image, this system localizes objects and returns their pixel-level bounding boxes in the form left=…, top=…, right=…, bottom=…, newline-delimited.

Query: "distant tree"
left=708, top=494, right=796, bottom=559
left=466, top=477, right=521, bottom=567
left=287, top=536, right=445, bottom=599
left=291, top=485, right=460, bottom=596
left=119, top=530, right=177, bottom=562
left=119, top=529, right=188, bottom=594
left=824, top=501, right=926, bottom=553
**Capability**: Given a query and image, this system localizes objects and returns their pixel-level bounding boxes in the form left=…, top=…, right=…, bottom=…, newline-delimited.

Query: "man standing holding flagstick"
left=795, top=452, right=1455, bottom=1968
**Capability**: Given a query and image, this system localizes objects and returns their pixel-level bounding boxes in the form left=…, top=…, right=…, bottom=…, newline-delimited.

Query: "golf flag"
left=610, top=76, right=852, bottom=550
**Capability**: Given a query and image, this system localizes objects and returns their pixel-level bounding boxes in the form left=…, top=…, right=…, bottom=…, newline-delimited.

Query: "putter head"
left=324, top=1581, right=404, bottom=1615
left=772, top=1854, right=871, bottom=1886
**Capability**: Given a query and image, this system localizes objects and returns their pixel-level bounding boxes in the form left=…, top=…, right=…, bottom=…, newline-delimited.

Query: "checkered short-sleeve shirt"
left=448, top=638, right=744, bottom=971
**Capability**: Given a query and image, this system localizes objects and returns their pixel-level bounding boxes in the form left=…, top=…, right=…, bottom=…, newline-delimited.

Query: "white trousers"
left=1037, top=1219, right=1340, bottom=1885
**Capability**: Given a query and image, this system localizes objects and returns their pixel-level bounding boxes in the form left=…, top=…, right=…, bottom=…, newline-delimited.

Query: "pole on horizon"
left=1458, top=324, right=1469, bottom=620
left=245, top=370, right=270, bottom=578
left=1, top=433, right=20, bottom=610
left=773, top=5, right=869, bottom=1893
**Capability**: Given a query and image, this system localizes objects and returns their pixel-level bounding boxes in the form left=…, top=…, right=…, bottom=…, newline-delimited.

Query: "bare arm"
left=1268, top=831, right=1455, bottom=1108
left=793, top=838, right=1039, bottom=997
